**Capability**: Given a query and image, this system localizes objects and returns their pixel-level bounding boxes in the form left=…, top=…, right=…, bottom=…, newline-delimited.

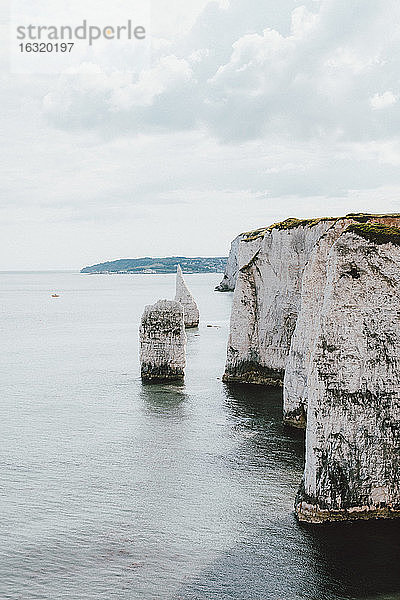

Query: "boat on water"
left=51, top=294, right=60, bottom=298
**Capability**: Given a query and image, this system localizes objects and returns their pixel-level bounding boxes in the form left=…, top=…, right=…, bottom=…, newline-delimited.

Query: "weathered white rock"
left=175, top=265, right=199, bottom=328
left=284, top=215, right=400, bottom=427
left=223, top=219, right=334, bottom=385
left=215, top=234, right=244, bottom=292
left=295, top=228, right=400, bottom=522
left=140, top=299, right=186, bottom=382
left=224, top=214, right=400, bottom=387
left=283, top=220, right=351, bottom=426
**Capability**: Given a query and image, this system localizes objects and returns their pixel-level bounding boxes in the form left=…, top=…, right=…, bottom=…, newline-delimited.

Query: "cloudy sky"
left=2, top=0, right=400, bottom=269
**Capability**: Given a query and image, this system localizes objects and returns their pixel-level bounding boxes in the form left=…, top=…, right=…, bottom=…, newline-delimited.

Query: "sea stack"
left=295, top=224, right=400, bottom=522
left=175, top=265, right=200, bottom=328
left=140, top=299, right=186, bottom=382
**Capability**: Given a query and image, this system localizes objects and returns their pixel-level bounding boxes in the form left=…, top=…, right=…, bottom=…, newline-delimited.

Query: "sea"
left=1, top=271, right=400, bottom=600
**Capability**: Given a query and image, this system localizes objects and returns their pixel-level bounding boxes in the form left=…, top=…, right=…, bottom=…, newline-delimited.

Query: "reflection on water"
left=1, top=272, right=400, bottom=600
left=140, top=383, right=188, bottom=418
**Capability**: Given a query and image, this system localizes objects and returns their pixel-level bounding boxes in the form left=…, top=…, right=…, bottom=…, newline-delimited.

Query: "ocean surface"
left=1, top=271, right=400, bottom=600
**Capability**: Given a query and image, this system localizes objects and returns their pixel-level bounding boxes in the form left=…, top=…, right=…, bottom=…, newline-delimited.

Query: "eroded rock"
left=215, top=234, right=244, bottom=292
left=140, top=299, right=186, bottom=382
left=223, top=218, right=334, bottom=385
left=175, top=265, right=199, bottom=328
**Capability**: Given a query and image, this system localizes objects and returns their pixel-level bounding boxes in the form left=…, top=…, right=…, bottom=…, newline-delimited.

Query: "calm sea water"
left=1, top=272, right=400, bottom=600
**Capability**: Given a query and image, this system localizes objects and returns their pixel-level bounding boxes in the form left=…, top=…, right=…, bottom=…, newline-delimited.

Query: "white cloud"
left=370, top=91, right=398, bottom=110
left=290, top=5, right=319, bottom=38
left=42, top=56, right=195, bottom=132
left=110, top=56, right=193, bottom=110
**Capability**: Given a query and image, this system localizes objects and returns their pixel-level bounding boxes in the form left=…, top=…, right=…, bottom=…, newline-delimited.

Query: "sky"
left=1, top=0, right=400, bottom=269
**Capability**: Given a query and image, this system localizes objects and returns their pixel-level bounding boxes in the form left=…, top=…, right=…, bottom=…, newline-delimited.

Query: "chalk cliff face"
left=140, top=299, right=186, bottom=382
left=283, top=219, right=352, bottom=427
left=175, top=265, right=200, bottom=328
left=223, top=219, right=334, bottom=385
left=215, top=234, right=243, bottom=292
left=295, top=227, right=400, bottom=522
left=222, top=214, right=400, bottom=523
left=284, top=215, right=400, bottom=427
left=224, top=214, right=400, bottom=388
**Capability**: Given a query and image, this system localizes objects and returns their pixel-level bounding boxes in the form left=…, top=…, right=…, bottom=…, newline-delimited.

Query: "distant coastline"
left=80, top=256, right=227, bottom=274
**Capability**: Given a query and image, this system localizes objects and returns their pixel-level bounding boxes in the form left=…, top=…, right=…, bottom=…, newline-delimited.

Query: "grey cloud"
left=204, top=0, right=400, bottom=142
left=42, top=0, right=400, bottom=145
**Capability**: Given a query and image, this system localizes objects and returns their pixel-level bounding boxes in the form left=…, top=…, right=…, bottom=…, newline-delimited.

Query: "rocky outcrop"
left=140, top=299, right=186, bottom=382
left=175, top=265, right=200, bottom=328
left=295, top=225, right=400, bottom=522
left=215, top=234, right=244, bottom=291
left=223, top=214, right=400, bottom=387
left=223, top=218, right=335, bottom=385
left=283, top=215, right=400, bottom=427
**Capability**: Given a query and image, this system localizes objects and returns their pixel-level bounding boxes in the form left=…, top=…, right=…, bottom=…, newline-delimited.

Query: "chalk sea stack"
left=140, top=299, right=186, bottom=382
left=175, top=265, right=200, bottom=328
left=295, top=225, right=400, bottom=522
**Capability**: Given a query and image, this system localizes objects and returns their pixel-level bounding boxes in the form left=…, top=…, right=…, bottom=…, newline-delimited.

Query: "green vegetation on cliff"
left=242, top=213, right=400, bottom=242
left=345, top=223, right=400, bottom=246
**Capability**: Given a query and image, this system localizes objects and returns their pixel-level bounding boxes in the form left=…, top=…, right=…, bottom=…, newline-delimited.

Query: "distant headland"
left=80, top=256, right=227, bottom=274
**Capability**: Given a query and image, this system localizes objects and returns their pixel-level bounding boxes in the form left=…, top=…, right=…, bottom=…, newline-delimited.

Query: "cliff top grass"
left=242, top=213, right=400, bottom=242
left=345, top=222, right=400, bottom=246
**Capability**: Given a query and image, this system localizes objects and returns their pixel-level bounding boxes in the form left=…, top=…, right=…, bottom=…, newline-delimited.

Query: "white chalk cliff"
left=222, top=214, right=400, bottom=522
left=175, top=265, right=200, bottom=328
left=215, top=234, right=244, bottom=291
left=295, top=226, right=400, bottom=522
left=283, top=215, right=400, bottom=427
left=224, top=214, right=400, bottom=387
left=223, top=218, right=335, bottom=385
left=140, top=299, right=186, bottom=382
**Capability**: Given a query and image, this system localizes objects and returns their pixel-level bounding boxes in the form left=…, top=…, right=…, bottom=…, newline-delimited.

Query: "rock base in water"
left=222, top=362, right=283, bottom=386
left=295, top=478, right=400, bottom=523
left=295, top=497, right=400, bottom=524
left=140, top=299, right=186, bottom=382
left=282, top=407, right=306, bottom=429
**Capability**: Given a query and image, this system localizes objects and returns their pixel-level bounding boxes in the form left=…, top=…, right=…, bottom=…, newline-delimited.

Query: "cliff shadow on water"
left=176, top=383, right=400, bottom=600
left=178, top=519, right=400, bottom=600
left=222, top=382, right=305, bottom=471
